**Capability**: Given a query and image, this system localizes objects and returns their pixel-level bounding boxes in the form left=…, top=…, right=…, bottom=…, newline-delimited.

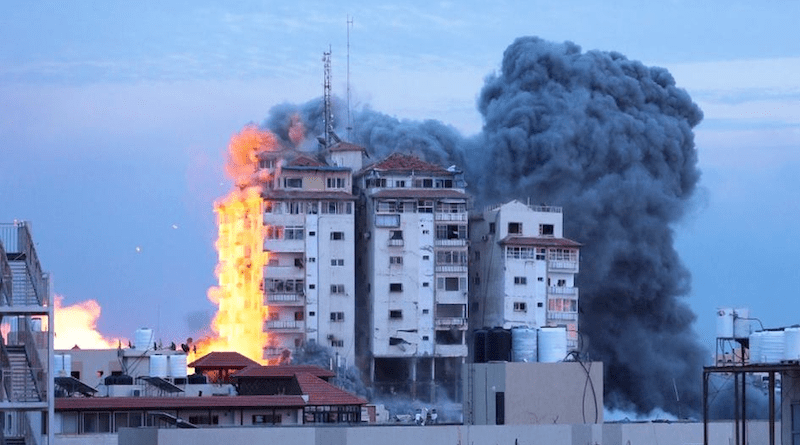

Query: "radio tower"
left=322, top=46, right=334, bottom=148
left=346, top=16, right=353, bottom=140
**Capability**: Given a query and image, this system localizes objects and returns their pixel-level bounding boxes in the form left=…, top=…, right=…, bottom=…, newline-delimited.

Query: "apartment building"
left=1, top=221, right=54, bottom=445
left=354, top=153, right=469, bottom=401
left=258, top=146, right=360, bottom=368
left=469, top=201, right=581, bottom=351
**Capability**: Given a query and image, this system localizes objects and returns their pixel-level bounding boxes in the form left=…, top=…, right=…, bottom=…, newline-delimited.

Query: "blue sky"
left=2, top=1, right=798, bottom=354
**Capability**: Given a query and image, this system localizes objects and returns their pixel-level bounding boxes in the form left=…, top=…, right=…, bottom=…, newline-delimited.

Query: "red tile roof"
left=188, top=352, right=260, bottom=370
left=231, top=365, right=335, bottom=379
left=498, top=236, right=582, bottom=248
left=285, top=155, right=326, bottom=167
left=295, top=373, right=368, bottom=406
left=367, top=153, right=450, bottom=175
left=370, top=189, right=468, bottom=199
left=55, top=395, right=307, bottom=411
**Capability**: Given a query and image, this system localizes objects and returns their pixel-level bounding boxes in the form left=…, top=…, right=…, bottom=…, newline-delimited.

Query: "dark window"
left=330, top=231, right=344, bottom=240
left=389, top=310, right=402, bottom=319
left=508, top=222, right=522, bottom=234
left=390, top=283, right=403, bottom=292
left=496, top=392, right=505, bottom=425
left=539, top=224, right=554, bottom=236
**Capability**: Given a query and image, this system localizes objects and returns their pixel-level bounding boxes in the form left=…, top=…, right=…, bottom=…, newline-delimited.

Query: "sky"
left=1, top=1, right=798, bottom=356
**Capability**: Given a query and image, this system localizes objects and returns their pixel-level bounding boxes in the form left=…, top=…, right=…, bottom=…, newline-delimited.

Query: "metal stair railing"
left=0, top=339, right=12, bottom=401
left=18, top=323, right=45, bottom=402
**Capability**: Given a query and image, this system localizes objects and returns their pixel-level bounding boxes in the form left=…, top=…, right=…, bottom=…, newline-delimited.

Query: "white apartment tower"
left=1, top=222, right=54, bottom=445
left=355, top=153, right=469, bottom=401
left=469, top=201, right=581, bottom=351
left=258, top=146, right=361, bottom=368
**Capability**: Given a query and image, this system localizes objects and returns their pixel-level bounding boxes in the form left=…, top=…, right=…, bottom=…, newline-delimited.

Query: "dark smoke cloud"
left=262, top=36, right=706, bottom=417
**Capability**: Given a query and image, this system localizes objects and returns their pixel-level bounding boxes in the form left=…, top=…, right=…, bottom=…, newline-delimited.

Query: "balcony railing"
left=435, top=317, right=467, bottom=328
left=388, top=239, right=404, bottom=247
left=434, top=213, right=467, bottom=221
left=434, top=239, right=467, bottom=247
left=266, top=293, right=304, bottom=304
left=548, top=286, right=577, bottom=296
left=548, top=260, right=578, bottom=271
left=435, top=265, right=467, bottom=273
left=547, top=311, right=578, bottom=321
left=264, top=320, right=304, bottom=330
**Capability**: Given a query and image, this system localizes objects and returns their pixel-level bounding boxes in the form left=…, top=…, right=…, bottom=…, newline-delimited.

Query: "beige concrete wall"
left=116, top=421, right=778, bottom=445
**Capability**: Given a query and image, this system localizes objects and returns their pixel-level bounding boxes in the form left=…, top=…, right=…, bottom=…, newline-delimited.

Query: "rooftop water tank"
left=473, top=329, right=487, bottom=364
left=784, top=327, right=800, bottom=362
left=169, top=354, right=189, bottom=379
left=538, top=326, right=567, bottom=363
left=150, top=354, right=168, bottom=378
left=759, top=330, right=785, bottom=364
left=732, top=308, right=751, bottom=339
left=511, top=327, right=538, bottom=362
left=749, top=331, right=764, bottom=364
left=486, top=327, right=511, bottom=362
left=134, top=328, right=154, bottom=351
left=716, top=308, right=734, bottom=339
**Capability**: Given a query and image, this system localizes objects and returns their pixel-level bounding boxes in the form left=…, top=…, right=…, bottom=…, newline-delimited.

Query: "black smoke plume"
left=263, top=36, right=706, bottom=417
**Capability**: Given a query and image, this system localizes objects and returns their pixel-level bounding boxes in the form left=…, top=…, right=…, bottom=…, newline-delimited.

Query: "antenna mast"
left=346, top=16, right=353, bottom=141
left=323, top=45, right=333, bottom=148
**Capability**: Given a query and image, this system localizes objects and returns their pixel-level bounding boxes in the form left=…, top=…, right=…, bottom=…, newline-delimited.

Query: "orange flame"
left=53, top=295, right=124, bottom=349
left=191, top=126, right=278, bottom=364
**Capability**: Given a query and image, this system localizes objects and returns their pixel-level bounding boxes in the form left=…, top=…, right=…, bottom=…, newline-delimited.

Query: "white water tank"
left=511, top=327, right=538, bottom=362
left=134, top=328, right=154, bottom=351
left=54, top=354, right=65, bottom=376
left=538, top=326, right=567, bottom=363
left=784, top=327, right=800, bottom=361
left=732, top=308, right=751, bottom=339
left=759, top=330, right=785, bottom=364
left=716, top=308, right=734, bottom=339
left=169, top=354, right=188, bottom=378
left=150, top=355, right=168, bottom=378
left=749, top=331, right=764, bottom=364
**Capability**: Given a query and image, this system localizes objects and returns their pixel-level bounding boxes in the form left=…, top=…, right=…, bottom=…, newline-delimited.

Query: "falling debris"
left=135, top=246, right=142, bottom=253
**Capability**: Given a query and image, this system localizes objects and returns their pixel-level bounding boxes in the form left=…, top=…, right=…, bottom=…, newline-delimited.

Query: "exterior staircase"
left=4, top=345, right=40, bottom=402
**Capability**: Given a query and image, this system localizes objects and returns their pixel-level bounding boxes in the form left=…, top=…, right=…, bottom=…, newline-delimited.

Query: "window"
left=330, top=284, right=345, bottom=294
left=508, top=222, right=522, bottom=234
left=422, top=336, right=429, bottom=341
left=557, top=279, right=567, bottom=287
left=422, top=255, right=430, bottom=260
left=389, top=310, right=402, bottom=319
left=537, top=277, right=544, bottom=282
left=266, top=226, right=284, bottom=239
left=331, top=339, right=344, bottom=347
left=390, top=256, right=403, bottom=265
left=436, top=250, right=468, bottom=265
left=287, top=201, right=303, bottom=214
left=365, top=178, right=386, bottom=188
left=422, top=309, right=429, bottom=314
left=294, top=258, right=304, bottom=268
left=330, top=231, right=344, bottom=240
left=436, top=224, right=467, bottom=240
left=496, top=392, right=505, bottom=425
left=389, top=230, right=403, bottom=240
left=188, top=415, right=219, bottom=425
left=259, top=159, right=274, bottom=169
left=489, top=223, right=495, bottom=234
left=375, top=214, right=400, bottom=227
left=434, top=179, right=453, bottom=188
left=82, top=412, right=111, bottom=433
left=309, top=231, right=316, bottom=236
left=417, top=200, right=433, bottom=213
left=414, top=178, right=433, bottom=188
left=285, top=226, right=304, bottom=240
left=474, top=251, right=480, bottom=261
left=548, top=298, right=577, bottom=312
left=321, top=201, right=352, bottom=214
left=514, top=276, right=527, bottom=285
left=536, top=248, right=546, bottom=260
left=422, top=282, right=429, bottom=287
left=330, top=312, right=345, bottom=322
left=309, top=311, right=315, bottom=316
left=390, top=283, right=403, bottom=292
left=539, top=224, right=554, bottom=236
left=514, top=302, right=527, bottom=312
left=331, top=259, right=344, bottom=266
left=326, top=177, right=346, bottom=188
left=295, top=311, right=304, bottom=321
left=284, top=177, right=303, bottom=188
left=394, top=180, right=405, bottom=188
left=437, top=277, right=463, bottom=291
left=253, top=414, right=281, bottom=425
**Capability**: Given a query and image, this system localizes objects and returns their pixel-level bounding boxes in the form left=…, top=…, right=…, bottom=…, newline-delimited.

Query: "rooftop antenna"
left=323, top=45, right=333, bottom=148
left=346, top=15, right=353, bottom=141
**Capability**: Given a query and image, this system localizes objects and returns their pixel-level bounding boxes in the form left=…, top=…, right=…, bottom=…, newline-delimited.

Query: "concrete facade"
left=469, top=201, right=581, bottom=351
left=114, top=421, right=778, bottom=445
left=354, top=153, right=469, bottom=401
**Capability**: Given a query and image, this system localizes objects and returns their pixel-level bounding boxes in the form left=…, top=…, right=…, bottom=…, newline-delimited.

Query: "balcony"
left=434, top=344, right=468, bottom=357
left=547, top=311, right=578, bottom=322
left=263, top=265, right=304, bottom=279
left=263, top=239, right=305, bottom=253
left=434, top=213, right=467, bottom=222
left=548, top=286, right=578, bottom=296
left=548, top=260, right=578, bottom=271
left=265, top=293, right=304, bottom=305
left=264, top=320, right=304, bottom=331
left=387, top=239, right=404, bottom=247
left=435, top=265, right=467, bottom=273
left=434, top=239, right=467, bottom=247
left=435, top=317, right=467, bottom=328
